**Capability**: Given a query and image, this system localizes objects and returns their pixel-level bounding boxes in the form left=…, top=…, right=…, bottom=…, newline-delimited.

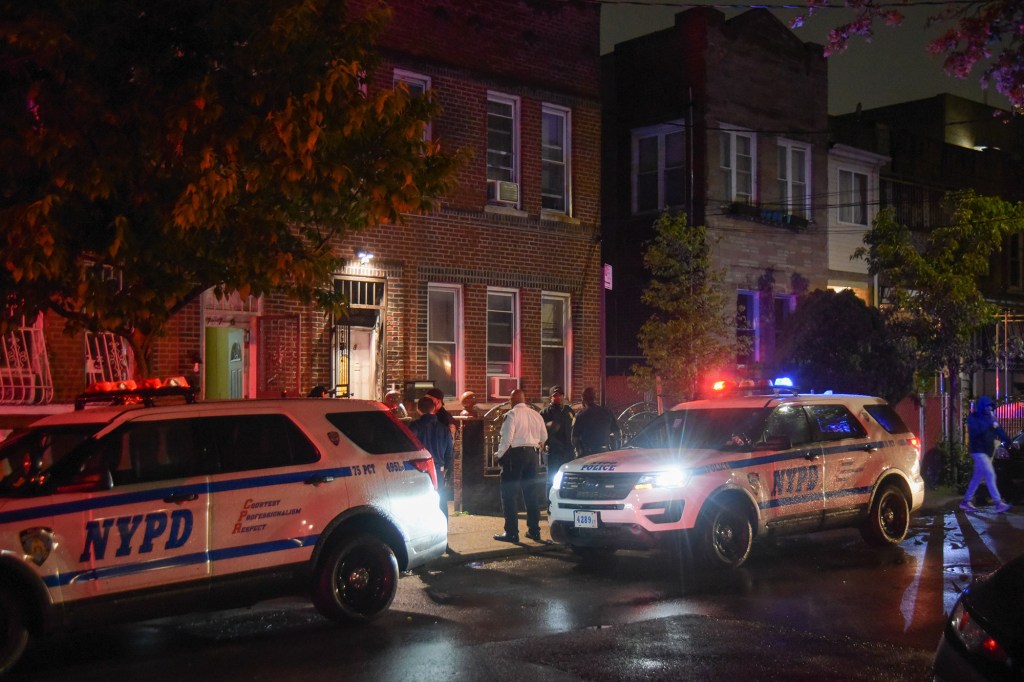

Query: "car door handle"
left=164, top=492, right=199, bottom=503
left=305, top=474, right=335, bottom=486
left=804, top=451, right=819, bottom=461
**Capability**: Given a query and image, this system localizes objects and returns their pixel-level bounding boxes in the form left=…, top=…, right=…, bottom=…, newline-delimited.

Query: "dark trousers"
left=499, top=446, right=541, bottom=536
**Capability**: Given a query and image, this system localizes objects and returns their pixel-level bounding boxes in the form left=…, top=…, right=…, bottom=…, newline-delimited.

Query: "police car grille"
left=560, top=472, right=639, bottom=500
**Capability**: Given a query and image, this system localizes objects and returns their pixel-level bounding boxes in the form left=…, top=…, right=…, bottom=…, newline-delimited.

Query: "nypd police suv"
left=549, top=385, right=925, bottom=568
left=0, top=382, right=447, bottom=673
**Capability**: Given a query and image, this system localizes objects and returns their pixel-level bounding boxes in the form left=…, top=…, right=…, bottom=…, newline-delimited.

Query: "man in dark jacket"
left=410, top=395, right=454, bottom=522
left=962, top=395, right=1012, bottom=513
left=572, top=387, right=620, bottom=457
left=540, top=385, right=574, bottom=504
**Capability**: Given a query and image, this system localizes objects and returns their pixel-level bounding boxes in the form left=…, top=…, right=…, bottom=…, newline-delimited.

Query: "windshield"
left=0, top=424, right=103, bottom=496
left=627, top=407, right=773, bottom=451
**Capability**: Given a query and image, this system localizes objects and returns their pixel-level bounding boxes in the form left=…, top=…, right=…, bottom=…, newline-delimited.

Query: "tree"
left=772, top=288, right=915, bottom=404
left=795, top=0, right=1024, bottom=112
left=854, top=190, right=1024, bottom=437
left=0, top=0, right=461, bottom=377
left=632, top=212, right=737, bottom=402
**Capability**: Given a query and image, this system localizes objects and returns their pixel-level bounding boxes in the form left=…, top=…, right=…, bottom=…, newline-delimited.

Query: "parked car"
left=933, top=553, right=1024, bottom=681
left=0, top=381, right=447, bottom=674
left=548, top=384, right=925, bottom=568
left=996, top=433, right=1024, bottom=503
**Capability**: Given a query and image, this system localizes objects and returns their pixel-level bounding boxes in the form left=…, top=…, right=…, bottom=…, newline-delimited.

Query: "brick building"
left=601, top=8, right=829, bottom=403
left=0, top=0, right=603, bottom=426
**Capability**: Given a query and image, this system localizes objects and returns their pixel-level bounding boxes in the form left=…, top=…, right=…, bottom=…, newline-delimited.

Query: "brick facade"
left=10, top=0, right=603, bottom=415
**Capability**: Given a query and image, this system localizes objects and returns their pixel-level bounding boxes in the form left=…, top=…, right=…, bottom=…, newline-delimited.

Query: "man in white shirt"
left=493, top=389, right=547, bottom=543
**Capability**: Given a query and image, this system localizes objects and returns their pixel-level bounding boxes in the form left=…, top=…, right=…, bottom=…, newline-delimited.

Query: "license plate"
left=574, top=510, right=599, bottom=528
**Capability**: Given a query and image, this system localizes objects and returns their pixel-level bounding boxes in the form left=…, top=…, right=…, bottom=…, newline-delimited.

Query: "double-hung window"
left=720, top=127, right=755, bottom=203
left=394, top=69, right=431, bottom=140
left=541, top=293, right=570, bottom=396
left=632, top=122, right=685, bottom=214
left=777, top=139, right=810, bottom=217
left=487, top=93, right=519, bottom=195
left=486, top=290, right=517, bottom=377
left=838, top=169, right=868, bottom=225
left=541, top=104, right=571, bottom=213
left=427, top=284, right=461, bottom=398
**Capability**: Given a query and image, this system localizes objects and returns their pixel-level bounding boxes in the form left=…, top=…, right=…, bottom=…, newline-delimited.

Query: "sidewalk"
left=432, top=486, right=968, bottom=569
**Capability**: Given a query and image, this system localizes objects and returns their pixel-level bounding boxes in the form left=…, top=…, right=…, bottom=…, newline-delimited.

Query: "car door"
left=53, top=415, right=211, bottom=602
left=806, top=403, right=873, bottom=521
left=203, top=410, right=333, bottom=579
left=763, top=404, right=825, bottom=528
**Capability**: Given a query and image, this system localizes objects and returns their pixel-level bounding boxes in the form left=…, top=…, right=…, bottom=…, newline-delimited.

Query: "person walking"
left=409, top=395, right=454, bottom=523
left=961, top=395, right=1013, bottom=513
left=572, top=387, right=621, bottom=457
left=540, top=385, right=574, bottom=505
left=493, top=389, right=547, bottom=543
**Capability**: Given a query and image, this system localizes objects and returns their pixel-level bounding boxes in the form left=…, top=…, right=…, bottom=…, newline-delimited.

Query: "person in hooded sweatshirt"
left=961, top=395, right=1013, bottom=513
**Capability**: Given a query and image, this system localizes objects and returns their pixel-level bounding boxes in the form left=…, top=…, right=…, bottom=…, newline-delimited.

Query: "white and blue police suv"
left=549, top=387, right=925, bottom=569
left=0, top=386, right=447, bottom=673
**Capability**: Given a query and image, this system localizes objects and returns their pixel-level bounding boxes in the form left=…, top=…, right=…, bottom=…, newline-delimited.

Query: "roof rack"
left=74, top=377, right=197, bottom=411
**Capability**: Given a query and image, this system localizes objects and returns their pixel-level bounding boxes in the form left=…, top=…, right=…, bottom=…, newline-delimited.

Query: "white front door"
left=348, top=327, right=375, bottom=400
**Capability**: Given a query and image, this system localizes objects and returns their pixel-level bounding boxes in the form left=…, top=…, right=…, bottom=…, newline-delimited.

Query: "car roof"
left=27, top=398, right=389, bottom=428
left=671, top=393, right=885, bottom=410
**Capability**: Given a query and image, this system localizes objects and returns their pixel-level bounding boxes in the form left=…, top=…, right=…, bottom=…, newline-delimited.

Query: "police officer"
left=493, top=389, right=547, bottom=543
left=572, top=387, right=621, bottom=457
left=540, top=385, right=574, bottom=504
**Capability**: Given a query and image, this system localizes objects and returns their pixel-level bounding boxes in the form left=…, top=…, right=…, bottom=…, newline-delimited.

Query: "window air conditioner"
left=489, top=376, right=520, bottom=400
left=487, top=180, right=520, bottom=205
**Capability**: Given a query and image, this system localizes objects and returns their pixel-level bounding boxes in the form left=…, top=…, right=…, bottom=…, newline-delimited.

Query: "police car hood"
left=567, top=446, right=721, bottom=472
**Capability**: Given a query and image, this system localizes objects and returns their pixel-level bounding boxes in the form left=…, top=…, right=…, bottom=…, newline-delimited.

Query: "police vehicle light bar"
left=75, top=377, right=196, bottom=410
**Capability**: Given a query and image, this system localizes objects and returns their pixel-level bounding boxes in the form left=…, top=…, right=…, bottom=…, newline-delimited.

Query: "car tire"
left=860, top=484, right=910, bottom=546
left=697, top=498, right=753, bottom=569
left=313, top=534, right=399, bottom=622
left=0, top=587, right=28, bottom=676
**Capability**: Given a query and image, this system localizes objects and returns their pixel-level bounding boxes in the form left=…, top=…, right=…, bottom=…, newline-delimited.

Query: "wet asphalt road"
left=11, top=508, right=1024, bottom=681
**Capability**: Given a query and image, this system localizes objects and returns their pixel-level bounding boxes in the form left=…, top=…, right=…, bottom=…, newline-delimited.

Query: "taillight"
left=910, top=436, right=921, bottom=461
left=410, top=457, right=438, bottom=489
left=950, top=600, right=1009, bottom=663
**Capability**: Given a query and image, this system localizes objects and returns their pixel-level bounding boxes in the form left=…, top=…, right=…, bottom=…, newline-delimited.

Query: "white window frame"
left=487, top=92, right=520, bottom=187
left=486, top=288, right=519, bottom=379
left=838, top=168, right=869, bottom=226
left=720, top=125, right=756, bottom=203
left=777, top=138, right=811, bottom=218
left=541, top=104, right=571, bottom=215
left=393, top=69, right=432, bottom=140
left=426, top=284, right=463, bottom=398
left=541, top=292, right=572, bottom=398
left=631, top=120, right=685, bottom=215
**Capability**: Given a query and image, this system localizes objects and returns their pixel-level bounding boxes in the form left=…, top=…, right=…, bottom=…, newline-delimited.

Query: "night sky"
left=600, top=1, right=1012, bottom=115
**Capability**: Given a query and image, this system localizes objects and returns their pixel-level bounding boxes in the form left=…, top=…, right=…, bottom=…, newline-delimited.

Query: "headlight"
left=634, top=468, right=690, bottom=489
left=551, top=469, right=564, bottom=490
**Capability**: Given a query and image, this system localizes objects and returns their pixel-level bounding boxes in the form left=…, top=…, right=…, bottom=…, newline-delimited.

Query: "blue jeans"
left=964, top=452, right=1003, bottom=504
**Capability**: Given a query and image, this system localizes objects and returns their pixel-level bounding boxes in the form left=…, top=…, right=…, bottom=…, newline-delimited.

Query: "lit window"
left=427, top=284, right=461, bottom=398
left=542, top=105, right=571, bottom=213
left=632, top=122, right=685, bottom=214
left=736, top=290, right=758, bottom=365
left=777, top=139, right=810, bottom=217
left=721, top=128, right=755, bottom=202
left=839, top=169, right=868, bottom=225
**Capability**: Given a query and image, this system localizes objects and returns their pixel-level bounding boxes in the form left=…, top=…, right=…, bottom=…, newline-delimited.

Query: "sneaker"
left=960, top=501, right=978, bottom=512
left=994, top=501, right=1012, bottom=513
